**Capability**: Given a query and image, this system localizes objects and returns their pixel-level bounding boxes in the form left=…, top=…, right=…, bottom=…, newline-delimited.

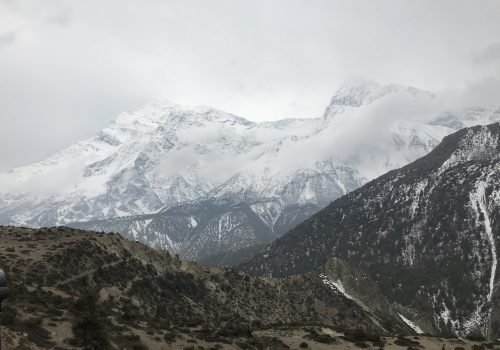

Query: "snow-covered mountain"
left=1, top=79, right=499, bottom=260
left=240, top=123, right=500, bottom=338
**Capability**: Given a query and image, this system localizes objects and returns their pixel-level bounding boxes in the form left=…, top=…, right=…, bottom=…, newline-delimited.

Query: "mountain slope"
left=69, top=166, right=354, bottom=260
left=0, top=226, right=414, bottom=349
left=70, top=198, right=277, bottom=259
left=2, top=80, right=500, bottom=262
left=240, top=123, right=500, bottom=338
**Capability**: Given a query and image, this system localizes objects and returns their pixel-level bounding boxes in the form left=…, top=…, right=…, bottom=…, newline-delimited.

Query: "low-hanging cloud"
left=0, top=30, right=16, bottom=47
left=1, top=77, right=499, bottom=195
left=149, top=80, right=500, bottom=185
left=1, top=0, right=500, bottom=171
left=472, top=42, right=500, bottom=65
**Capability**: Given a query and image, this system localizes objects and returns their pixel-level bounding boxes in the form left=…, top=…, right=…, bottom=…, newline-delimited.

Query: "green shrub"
left=314, top=334, right=335, bottom=344
left=69, top=285, right=110, bottom=350
left=0, top=305, right=17, bottom=325
left=467, top=334, right=486, bottom=342
left=343, top=329, right=380, bottom=344
left=130, top=342, right=149, bottom=350
left=393, top=336, right=420, bottom=348
left=164, top=332, right=176, bottom=343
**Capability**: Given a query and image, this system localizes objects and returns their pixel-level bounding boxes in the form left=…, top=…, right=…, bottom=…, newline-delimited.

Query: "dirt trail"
left=55, top=260, right=122, bottom=287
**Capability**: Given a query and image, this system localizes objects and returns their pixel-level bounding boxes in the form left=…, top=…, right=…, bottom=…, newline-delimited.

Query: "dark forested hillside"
left=240, top=123, right=500, bottom=339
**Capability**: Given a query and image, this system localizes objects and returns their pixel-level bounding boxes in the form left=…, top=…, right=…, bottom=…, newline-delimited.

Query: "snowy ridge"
left=2, top=81, right=498, bottom=227
left=2, top=79, right=500, bottom=263
left=440, top=125, right=500, bottom=173
left=324, top=78, right=433, bottom=115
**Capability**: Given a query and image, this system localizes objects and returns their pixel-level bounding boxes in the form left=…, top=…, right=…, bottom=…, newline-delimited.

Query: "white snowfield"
left=1, top=79, right=500, bottom=231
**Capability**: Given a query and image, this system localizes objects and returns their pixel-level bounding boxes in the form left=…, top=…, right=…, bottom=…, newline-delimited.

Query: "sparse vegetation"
left=393, top=336, right=421, bottom=348
left=304, top=328, right=336, bottom=344
left=0, top=225, right=496, bottom=349
left=466, top=334, right=487, bottom=342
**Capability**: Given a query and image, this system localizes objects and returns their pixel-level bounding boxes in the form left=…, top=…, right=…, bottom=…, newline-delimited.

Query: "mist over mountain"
left=2, top=79, right=500, bottom=261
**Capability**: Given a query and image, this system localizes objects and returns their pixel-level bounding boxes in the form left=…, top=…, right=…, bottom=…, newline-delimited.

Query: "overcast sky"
left=1, top=0, right=500, bottom=170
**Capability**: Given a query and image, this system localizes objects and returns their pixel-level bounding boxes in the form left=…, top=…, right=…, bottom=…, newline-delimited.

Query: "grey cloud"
left=1, top=0, right=500, bottom=170
left=47, top=10, right=70, bottom=26
left=0, top=31, right=16, bottom=47
left=472, top=42, right=500, bottom=65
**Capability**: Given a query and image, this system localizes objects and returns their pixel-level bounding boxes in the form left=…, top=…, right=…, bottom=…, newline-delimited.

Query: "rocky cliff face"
left=240, top=123, right=500, bottom=338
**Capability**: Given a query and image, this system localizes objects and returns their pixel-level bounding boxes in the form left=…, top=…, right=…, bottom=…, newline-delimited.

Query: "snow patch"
left=469, top=180, right=497, bottom=335
left=409, top=179, right=428, bottom=219
left=398, top=313, right=424, bottom=334
left=189, top=216, right=198, bottom=228
left=470, top=181, right=497, bottom=302
left=319, top=273, right=354, bottom=301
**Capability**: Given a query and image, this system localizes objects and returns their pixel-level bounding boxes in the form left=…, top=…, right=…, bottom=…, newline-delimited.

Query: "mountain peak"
left=110, top=100, right=254, bottom=132
left=330, top=78, right=381, bottom=107
left=323, top=79, right=434, bottom=119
